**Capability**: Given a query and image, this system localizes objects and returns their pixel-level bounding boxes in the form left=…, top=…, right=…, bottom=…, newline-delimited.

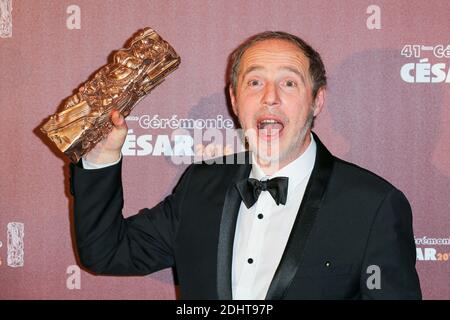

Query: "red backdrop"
left=0, top=0, right=449, bottom=299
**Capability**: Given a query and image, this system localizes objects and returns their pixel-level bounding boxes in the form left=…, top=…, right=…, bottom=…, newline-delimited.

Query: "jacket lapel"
left=216, top=153, right=252, bottom=300
left=265, top=132, right=335, bottom=299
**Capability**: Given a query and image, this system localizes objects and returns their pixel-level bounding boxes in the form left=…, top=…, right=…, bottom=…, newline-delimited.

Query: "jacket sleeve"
left=360, top=188, right=422, bottom=299
left=69, top=159, right=193, bottom=276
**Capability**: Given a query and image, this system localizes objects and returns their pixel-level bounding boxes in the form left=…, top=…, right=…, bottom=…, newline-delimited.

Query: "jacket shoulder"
left=171, top=152, right=250, bottom=194
left=190, top=152, right=249, bottom=172
left=331, top=157, right=399, bottom=196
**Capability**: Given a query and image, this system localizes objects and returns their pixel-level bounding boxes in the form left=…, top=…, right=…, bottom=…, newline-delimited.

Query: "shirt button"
left=248, top=258, right=254, bottom=264
left=257, top=213, right=264, bottom=219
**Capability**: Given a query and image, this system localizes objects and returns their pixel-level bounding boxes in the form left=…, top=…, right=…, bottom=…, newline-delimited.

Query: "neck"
left=256, top=133, right=312, bottom=176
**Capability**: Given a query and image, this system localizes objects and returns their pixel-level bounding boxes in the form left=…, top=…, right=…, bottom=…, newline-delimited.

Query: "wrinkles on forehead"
left=238, top=40, right=312, bottom=88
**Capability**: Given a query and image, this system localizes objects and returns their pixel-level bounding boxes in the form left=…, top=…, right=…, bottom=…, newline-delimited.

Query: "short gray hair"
left=229, top=31, right=327, bottom=99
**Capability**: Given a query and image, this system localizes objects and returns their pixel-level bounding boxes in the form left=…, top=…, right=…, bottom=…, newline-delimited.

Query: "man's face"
left=230, top=39, right=324, bottom=169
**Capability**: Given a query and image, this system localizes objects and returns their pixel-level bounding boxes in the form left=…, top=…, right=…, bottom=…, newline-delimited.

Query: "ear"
left=229, top=85, right=238, bottom=116
left=312, top=87, right=325, bottom=117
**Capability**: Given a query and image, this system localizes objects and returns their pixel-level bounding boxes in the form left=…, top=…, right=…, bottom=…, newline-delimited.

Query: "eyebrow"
left=280, top=66, right=306, bottom=84
left=241, top=65, right=306, bottom=84
left=241, top=66, right=264, bottom=80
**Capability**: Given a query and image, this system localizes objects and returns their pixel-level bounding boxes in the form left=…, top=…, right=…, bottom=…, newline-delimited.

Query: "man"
left=70, top=31, right=422, bottom=299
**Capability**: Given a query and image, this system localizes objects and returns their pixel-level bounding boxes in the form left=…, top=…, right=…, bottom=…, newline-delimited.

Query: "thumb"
left=110, top=109, right=127, bottom=129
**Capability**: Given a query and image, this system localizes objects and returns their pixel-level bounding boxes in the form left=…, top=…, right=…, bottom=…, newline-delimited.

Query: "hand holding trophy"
left=83, top=109, right=128, bottom=164
left=40, top=27, right=180, bottom=163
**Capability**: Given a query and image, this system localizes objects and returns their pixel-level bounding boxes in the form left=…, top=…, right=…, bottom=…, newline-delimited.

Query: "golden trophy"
left=40, top=27, right=180, bottom=163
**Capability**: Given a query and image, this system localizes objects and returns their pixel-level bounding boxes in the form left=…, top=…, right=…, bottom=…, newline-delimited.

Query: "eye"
left=284, top=80, right=297, bottom=87
left=247, top=79, right=262, bottom=87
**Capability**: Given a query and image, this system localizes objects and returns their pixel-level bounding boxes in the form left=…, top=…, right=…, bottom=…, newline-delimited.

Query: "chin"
left=251, top=144, right=283, bottom=166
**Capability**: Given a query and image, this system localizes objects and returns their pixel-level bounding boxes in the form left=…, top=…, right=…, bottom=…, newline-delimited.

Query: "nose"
left=261, top=82, right=281, bottom=108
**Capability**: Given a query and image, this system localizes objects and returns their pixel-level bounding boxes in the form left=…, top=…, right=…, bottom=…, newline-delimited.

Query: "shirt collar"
left=250, top=133, right=317, bottom=192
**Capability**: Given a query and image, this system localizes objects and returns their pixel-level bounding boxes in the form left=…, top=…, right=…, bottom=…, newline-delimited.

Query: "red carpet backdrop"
left=0, top=0, right=449, bottom=299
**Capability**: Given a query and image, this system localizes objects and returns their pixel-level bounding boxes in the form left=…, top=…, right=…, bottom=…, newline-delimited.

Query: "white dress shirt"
left=82, top=154, right=122, bottom=169
left=232, top=134, right=316, bottom=300
left=82, top=135, right=317, bottom=300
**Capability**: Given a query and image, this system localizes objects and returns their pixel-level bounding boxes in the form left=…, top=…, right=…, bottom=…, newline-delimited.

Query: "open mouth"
left=256, top=117, right=285, bottom=140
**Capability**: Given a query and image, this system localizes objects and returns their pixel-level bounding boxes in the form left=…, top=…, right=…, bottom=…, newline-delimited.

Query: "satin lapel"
left=265, top=132, right=335, bottom=300
left=216, top=153, right=252, bottom=300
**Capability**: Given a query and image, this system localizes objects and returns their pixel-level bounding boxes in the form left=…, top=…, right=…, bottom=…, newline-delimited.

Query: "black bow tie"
left=236, top=177, right=289, bottom=209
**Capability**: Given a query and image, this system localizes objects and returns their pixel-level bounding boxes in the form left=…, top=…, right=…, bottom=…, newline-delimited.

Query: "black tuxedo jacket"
left=70, top=133, right=421, bottom=299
